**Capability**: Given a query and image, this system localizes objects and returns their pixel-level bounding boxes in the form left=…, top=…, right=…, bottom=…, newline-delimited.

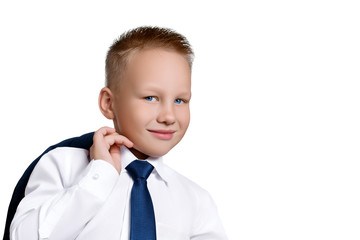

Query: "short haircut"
left=105, top=26, right=194, bottom=90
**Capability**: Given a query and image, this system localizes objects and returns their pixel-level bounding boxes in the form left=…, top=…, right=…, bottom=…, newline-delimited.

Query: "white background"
left=1, top=0, right=359, bottom=239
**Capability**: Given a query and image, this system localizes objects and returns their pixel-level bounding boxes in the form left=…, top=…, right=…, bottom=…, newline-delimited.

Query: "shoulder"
left=161, top=164, right=224, bottom=230
left=36, top=147, right=90, bottom=170
left=161, top=164, right=214, bottom=202
left=29, top=147, right=90, bottom=189
left=28, top=131, right=94, bottom=184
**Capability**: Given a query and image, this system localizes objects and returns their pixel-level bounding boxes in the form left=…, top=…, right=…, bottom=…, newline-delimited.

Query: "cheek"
left=114, top=104, right=139, bottom=134
left=178, top=107, right=190, bottom=129
left=133, top=103, right=155, bottom=123
left=121, top=103, right=156, bottom=136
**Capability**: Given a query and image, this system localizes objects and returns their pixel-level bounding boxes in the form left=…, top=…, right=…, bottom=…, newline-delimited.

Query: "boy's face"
left=112, top=48, right=191, bottom=159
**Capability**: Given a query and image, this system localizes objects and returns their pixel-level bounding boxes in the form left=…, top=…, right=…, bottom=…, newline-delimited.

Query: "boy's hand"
left=90, top=127, right=133, bottom=174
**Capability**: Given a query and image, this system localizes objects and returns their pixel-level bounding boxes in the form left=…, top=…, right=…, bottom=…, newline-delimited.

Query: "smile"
left=148, top=129, right=176, bottom=140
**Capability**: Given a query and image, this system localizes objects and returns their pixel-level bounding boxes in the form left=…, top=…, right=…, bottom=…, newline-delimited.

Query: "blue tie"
left=126, top=160, right=156, bottom=240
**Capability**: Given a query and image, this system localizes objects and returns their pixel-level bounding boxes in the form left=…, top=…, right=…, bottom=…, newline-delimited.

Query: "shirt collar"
left=120, top=146, right=170, bottom=183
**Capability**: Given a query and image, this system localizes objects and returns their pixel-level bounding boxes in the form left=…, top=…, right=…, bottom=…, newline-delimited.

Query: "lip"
left=148, top=129, right=176, bottom=140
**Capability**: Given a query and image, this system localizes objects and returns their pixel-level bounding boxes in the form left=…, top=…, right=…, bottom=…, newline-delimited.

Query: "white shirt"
left=10, top=146, right=227, bottom=240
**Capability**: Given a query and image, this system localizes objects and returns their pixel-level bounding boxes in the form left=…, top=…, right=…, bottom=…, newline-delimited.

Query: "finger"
left=109, top=143, right=121, bottom=152
left=105, top=133, right=134, bottom=148
left=115, top=137, right=134, bottom=148
left=95, top=126, right=116, bottom=138
left=109, top=145, right=122, bottom=172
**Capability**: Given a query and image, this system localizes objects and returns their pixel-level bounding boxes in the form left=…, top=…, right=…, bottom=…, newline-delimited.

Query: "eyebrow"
left=141, top=84, right=191, bottom=96
left=178, top=91, right=192, bottom=99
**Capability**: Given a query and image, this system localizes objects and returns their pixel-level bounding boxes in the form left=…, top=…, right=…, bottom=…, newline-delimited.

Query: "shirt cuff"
left=78, top=160, right=119, bottom=201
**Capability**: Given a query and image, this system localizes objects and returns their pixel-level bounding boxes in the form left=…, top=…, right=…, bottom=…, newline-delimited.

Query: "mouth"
left=148, top=129, right=176, bottom=140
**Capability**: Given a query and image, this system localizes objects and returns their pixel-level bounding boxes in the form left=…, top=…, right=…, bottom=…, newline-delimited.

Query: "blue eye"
left=145, top=96, right=156, bottom=102
left=174, top=99, right=184, bottom=104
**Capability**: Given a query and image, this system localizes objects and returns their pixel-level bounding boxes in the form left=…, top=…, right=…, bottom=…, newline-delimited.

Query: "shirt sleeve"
left=190, top=189, right=228, bottom=240
left=10, top=147, right=119, bottom=240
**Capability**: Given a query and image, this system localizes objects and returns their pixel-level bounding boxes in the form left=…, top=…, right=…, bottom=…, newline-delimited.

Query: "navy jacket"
left=3, top=132, right=94, bottom=240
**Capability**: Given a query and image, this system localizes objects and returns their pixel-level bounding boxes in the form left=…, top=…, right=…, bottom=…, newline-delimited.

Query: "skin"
left=90, top=48, right=191, bottom=173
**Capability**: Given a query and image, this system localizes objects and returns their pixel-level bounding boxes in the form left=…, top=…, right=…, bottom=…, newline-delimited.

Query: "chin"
left=130, top=144, right=173, bottom=159
left=131, top=137, right=182, bottom=159
left=145, top=149, right=172, bottom=158
left=140, top=145, right=176, bottom=158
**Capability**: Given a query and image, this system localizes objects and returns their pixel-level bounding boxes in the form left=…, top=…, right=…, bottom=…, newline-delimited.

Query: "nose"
left=157, top=102, right=176, bottom=125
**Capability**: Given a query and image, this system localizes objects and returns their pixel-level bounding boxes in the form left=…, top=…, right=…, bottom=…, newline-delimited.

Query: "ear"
left=98, top=87, right=115, bottom=120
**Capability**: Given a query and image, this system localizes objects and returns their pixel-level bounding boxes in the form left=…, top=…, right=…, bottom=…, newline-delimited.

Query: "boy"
left=9, top=26, right=227, bottom=239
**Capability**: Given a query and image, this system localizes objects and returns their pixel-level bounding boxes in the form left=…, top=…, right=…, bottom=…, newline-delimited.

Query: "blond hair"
left=105, top=26, right=194, bottom=90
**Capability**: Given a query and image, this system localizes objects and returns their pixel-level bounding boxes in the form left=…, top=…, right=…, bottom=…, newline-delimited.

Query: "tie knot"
left=126, top=160, right=154, bottom=181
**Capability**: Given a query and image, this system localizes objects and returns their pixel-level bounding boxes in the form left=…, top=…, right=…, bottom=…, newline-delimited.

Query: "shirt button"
left=92, top=174, right=100, bottom=180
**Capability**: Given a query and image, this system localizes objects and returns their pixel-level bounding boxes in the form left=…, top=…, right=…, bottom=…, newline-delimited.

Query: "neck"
left=129, top=147, right=149, bottom=160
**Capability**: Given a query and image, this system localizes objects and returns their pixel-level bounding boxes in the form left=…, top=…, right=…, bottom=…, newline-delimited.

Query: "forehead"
left=120, top=48, right=191, bottom=91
